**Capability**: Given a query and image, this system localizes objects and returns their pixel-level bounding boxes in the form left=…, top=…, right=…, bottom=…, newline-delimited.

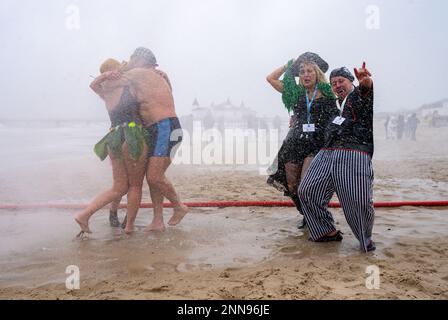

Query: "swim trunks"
left=144, top=117, right=183, bottom=157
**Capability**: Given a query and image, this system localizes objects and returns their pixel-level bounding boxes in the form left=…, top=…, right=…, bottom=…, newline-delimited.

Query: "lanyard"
left=336, top=86, right=354, bottom=116
left=305, top=85, right=318, bottom=124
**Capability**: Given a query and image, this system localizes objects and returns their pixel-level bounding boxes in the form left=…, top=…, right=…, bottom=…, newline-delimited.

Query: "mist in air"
left=0, top=0, right=447, bottom=120
left=1, top=1, right=448, bottom=300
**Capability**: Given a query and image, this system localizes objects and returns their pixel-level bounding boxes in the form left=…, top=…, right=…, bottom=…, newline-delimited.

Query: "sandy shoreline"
left=1, top=230, right=447, bottom=299
left=0, top=124, right=447, bottom=299
left=0, top=204, right=447, bottom=300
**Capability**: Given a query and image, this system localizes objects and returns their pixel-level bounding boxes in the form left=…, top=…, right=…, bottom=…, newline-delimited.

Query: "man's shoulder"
left=154, top=68, right=168, bottom=76
left=123, top=67, right=147, bottom=78
left=125, top=68, right=169, bottom=80
left=356, top=84, right=374, bottom=94
left=352, top=85, right=373, bottom=100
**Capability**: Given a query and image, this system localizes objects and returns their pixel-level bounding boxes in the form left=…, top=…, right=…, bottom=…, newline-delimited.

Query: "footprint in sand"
left=150, top=262, right=177, bottom=271
left=429, top=247, right=446, bottom=255
left=280, top=246, right=301, bottom=254
left=224, top=267, right=242, bottom=272
left=199, top=263, right=214, bottom=270
left=403, top=252, right=415, bottom=259
left=383, top=250, right=395, bottom=258
left=176, top=263, right=196, bottom=272
left=144, top=285, right=171, bottom=293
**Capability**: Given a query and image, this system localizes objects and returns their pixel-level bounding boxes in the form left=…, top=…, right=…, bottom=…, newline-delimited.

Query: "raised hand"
left=354, top=62, right=372, bottom=88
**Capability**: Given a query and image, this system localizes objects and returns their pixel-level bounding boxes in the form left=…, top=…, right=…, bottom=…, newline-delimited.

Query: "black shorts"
left=144, top=117, right=183, bottom=158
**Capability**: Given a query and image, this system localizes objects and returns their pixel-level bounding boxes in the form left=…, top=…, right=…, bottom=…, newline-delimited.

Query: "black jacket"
left=323, top=86, right=374, bottom=156
left=290, top=95, right=339, bottom=159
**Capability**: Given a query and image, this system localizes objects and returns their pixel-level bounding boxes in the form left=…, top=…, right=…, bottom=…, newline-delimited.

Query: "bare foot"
left=144, top=221, right=166, bottom=232
left=74, top=215, right=92, bottom=237
left=168, top=204, right=189, bottom=226
left=124, top=223, right=135, bottom=235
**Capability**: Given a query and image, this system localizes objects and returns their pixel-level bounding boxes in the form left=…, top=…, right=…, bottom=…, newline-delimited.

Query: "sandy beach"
left=2, top=0, right=448, bottom=303
left=0, top=122, right=447, bottom=299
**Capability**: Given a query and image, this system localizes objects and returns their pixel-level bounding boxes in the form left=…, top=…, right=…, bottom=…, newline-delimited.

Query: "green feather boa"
left=281, top=60, right=335, bottom=113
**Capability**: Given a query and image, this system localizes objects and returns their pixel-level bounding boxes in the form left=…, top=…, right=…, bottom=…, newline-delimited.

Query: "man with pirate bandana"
left=298, top=62, right=376, bottom=253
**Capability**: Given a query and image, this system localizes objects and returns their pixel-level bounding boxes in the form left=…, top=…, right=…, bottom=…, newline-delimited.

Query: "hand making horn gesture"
left=354, top=62, right=373, bottom=88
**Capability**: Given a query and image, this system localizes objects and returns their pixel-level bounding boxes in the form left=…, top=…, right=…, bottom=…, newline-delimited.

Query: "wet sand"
left=0, top=123, right=447, bottom=299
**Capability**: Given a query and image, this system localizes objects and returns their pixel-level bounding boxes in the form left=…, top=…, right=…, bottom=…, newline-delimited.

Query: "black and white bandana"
left=330, top=67, right=355, bottom=82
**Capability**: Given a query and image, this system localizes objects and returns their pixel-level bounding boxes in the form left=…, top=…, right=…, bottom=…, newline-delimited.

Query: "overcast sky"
left=0, top=0, right=447, bottom=120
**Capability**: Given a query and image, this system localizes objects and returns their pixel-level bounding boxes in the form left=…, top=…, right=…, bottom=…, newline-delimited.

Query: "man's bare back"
left=117, top=47, right=189, bottom=231
left=123, top=67, right=177, bottom=126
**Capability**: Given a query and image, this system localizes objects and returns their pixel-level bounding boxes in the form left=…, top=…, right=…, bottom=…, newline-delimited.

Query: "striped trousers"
left=298, top=149, right=375, bottom=252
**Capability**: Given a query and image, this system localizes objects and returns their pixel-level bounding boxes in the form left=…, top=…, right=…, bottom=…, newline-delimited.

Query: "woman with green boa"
left=266, top=52, right=338, bottom=228
left=75, top=58, right=148, bottom=236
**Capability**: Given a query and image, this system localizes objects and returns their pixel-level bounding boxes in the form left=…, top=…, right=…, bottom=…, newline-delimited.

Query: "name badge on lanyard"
left=334, top=89, right=352, bottom=126
left=303, top=123, right=315, bottom=132
left=332, top=116, right=346, bottom=125
left=304, top=86, right=317, bottom=132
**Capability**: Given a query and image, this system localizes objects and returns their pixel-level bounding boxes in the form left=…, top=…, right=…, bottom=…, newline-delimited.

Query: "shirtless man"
left=121, top=47, right=189, bottom=232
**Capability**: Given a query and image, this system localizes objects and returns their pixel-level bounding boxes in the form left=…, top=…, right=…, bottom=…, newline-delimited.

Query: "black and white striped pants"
left=298, top=149, right=375, bottom=252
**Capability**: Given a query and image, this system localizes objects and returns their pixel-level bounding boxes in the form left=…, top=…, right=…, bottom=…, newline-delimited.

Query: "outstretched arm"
left=89, top=73, right=108, bottom=97
left=90, top=71, right=124, bottom=97
left=266, top=64, right=289, bottom=93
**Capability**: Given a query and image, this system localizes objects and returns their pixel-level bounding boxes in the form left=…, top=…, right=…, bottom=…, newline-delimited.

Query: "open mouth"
left=336, top=88, right=346, bottom=96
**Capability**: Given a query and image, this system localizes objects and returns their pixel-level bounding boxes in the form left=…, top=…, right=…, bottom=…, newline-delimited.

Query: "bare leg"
left=145, top=185, right=166, bottom=232
left=300, top=156, right=314, bottom=181
left=110, top=197, right=121, bottom=212
left=285, top=162, right=302, bottom=196
left=146, top=157, right=189, bottom=228
left=122, top=144, right=148, bottom=234
left=75, top=151, right=128, bottom=233
left=109, top=197, right=122, bottom=227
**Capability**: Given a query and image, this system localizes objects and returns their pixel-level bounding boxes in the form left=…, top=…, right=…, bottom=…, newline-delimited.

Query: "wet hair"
left=131, top=47, right=158, bottom=67
left=99, top=58, right=121, bottom=74
left=330, top=67, right=355, bottom=82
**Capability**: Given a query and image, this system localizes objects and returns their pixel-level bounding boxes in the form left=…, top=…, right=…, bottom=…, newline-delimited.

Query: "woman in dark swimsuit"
left=75, top=59, right=148, bottom=235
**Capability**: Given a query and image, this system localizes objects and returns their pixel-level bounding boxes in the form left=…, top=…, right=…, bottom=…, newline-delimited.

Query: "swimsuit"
left=144, top=117, right=183, bottom=158
left=94, top=86, right=146, bottom=161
